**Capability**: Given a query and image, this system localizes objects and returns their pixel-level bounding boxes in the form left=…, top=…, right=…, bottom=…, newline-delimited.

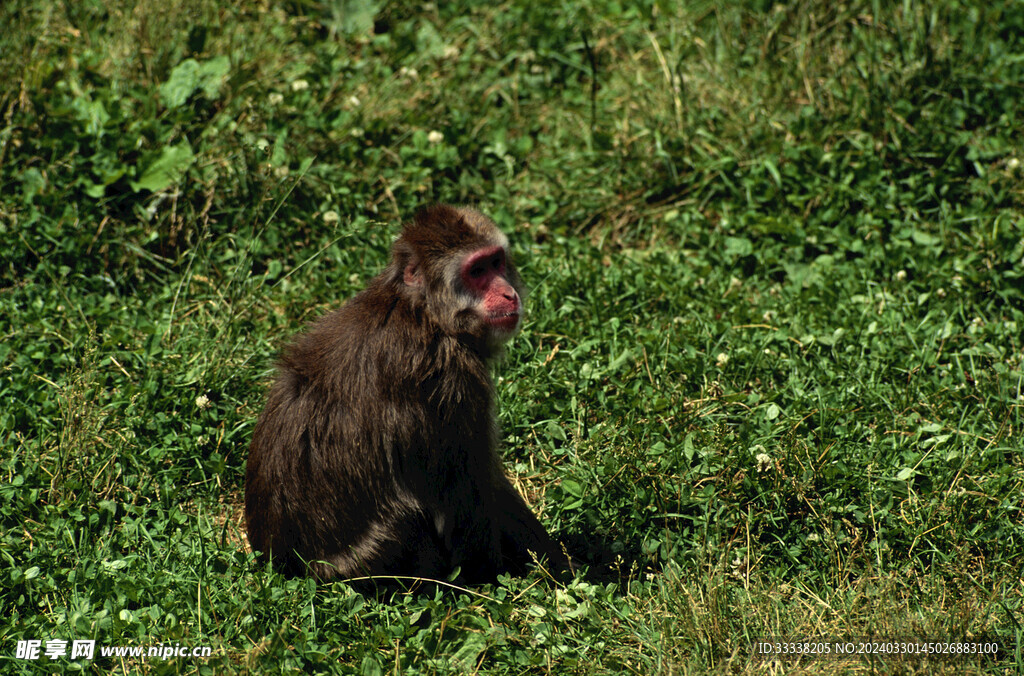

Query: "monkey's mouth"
left=488, top=312, right=520, bottom=330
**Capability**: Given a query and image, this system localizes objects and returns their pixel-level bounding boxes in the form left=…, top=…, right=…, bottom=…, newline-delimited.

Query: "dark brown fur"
left=245, top=205, right=567, bottom=583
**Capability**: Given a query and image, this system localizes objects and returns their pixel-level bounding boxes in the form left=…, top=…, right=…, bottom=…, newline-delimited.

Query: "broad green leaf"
left=561, top=479, right=582, bottom=497
left=130, top=142, right=195, bottom=193
left=160, top=56, right=230, bottom=109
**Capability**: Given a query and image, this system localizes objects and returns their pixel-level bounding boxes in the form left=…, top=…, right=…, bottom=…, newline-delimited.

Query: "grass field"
left=2, top=0, right=1023, bottom=673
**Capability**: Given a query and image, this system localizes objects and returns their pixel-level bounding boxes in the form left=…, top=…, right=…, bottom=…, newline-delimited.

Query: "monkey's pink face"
left=461, top=245, right=521, bottom=333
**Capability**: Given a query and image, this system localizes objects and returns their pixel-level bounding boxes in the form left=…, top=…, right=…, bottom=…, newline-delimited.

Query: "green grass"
left=2, top=0, right=1023, bottom=673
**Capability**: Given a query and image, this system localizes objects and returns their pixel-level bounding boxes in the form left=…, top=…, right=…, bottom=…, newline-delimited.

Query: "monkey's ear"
left=403, top=259, right=424, bottom=287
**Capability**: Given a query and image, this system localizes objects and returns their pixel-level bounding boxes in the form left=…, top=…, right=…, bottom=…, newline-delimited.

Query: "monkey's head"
left=393, top=205, right=524, bottom=346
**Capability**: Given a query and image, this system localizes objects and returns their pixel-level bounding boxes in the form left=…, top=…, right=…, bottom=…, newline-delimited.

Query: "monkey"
left=245, top=204, right=570, bottom=584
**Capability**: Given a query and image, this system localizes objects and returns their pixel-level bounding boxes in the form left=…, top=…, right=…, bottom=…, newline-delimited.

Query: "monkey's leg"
left=310, top=510, right=451, bottom=583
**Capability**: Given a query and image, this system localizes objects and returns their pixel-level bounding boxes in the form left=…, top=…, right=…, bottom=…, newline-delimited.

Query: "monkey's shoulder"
left=277, top=288, right=451, bottom=385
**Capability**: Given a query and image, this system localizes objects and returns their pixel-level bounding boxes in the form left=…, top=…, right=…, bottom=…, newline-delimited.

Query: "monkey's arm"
left=493, top=476, right=573, bottom=574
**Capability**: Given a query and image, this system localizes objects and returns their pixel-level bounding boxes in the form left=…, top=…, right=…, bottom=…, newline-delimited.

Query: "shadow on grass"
left=558, top=526, right=657, bottom=588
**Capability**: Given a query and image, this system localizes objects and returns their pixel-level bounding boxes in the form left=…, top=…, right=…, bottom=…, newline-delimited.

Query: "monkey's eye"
left=469, top=266, right=485, bottom=278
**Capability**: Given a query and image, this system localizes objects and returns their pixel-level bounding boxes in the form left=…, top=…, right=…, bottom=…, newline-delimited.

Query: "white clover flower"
left=427, top=130, right=444, bottom=144
left=730, top=554, right=747, bottom=577
left=323, top=210, right=340, bottom=225
left=291, top=79, right=309, bottom=92
left=195, top=394, right=211, bottom=410
left=756, top=452, right=772, bottom=473
left=268, top=92, right=284, bottom=105
left=895, top=269, right=907, bottom=282
left=716, top=352, right=729, bottom=367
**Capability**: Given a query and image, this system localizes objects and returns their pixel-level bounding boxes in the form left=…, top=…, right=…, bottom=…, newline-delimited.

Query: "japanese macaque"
left=245, top=205, right=570, bottom=583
